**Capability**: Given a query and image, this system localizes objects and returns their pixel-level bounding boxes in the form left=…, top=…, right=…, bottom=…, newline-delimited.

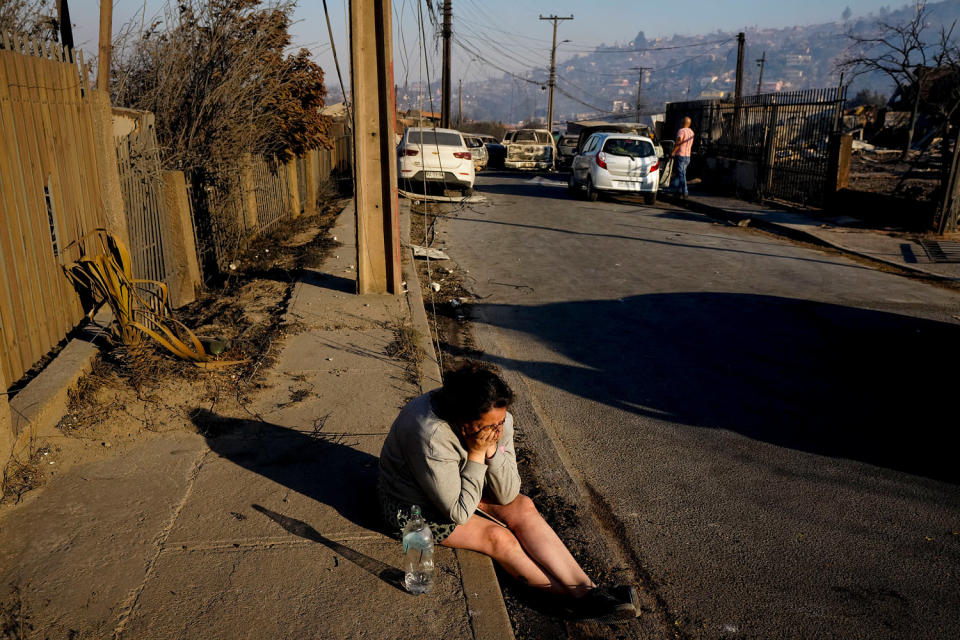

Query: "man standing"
left=670, top=116, right=695, bottom=198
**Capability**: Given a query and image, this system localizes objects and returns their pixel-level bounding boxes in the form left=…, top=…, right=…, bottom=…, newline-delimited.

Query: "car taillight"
left=453, top=151, right=471, bottom=159
left=596, top=151, right=607, bottom=169
left=403, top=148, right=419, bottom=156
left=649, top=160, right=659, bottom=173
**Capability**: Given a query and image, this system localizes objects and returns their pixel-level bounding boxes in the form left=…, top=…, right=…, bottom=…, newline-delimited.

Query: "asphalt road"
left=434, top=170, right=960, bottom=639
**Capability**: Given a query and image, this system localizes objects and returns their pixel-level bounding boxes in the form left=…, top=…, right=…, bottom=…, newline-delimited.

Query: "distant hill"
left=407, top=0, right=960, bottom=124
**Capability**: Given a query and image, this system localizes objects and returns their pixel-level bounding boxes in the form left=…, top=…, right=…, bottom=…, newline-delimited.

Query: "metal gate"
left=115, top=110, right=174, bottom=284
left=665, top=88, right=847, bottom=206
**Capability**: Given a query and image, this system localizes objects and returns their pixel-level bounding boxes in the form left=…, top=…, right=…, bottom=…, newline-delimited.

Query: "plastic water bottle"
left=401, top=505, right=435, bottom=594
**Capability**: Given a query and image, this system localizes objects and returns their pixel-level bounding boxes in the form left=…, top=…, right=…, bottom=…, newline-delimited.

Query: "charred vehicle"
left=557, top=133, right=579, bottom=170
left=464, top=135, right=489, bottom=171
left=503, top=129, right=556, bottom=170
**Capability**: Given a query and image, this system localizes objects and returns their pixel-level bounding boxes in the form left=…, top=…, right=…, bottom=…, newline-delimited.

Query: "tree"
left=113, top=0, right=330, bottom=175
left=0, top=0, right=57, bottom=39
left=848, top=88, right=888, bottom=107
left=839, top=1, right=937, bottom=159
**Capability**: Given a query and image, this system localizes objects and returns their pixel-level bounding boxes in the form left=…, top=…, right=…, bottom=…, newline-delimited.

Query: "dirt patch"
left=1, top=201, right=345, bottom=510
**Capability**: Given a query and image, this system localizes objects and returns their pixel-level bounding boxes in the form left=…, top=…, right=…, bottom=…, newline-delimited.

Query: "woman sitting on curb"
left=378, top=363, right=637, bottom=620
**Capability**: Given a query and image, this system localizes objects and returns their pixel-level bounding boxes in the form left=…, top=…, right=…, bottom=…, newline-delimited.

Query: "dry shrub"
left=113, top=0, right=332, bottom=175
left=0, top=0, right=57, bottom=39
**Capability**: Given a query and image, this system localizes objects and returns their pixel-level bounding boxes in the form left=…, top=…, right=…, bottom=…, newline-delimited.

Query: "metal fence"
left=0, top=35, right=107, bottom=387
left=665, top=88, right=847, bottom=206
left=251, top=156, right=291, bottom=231
left=115, top=110, right=174, bottom=286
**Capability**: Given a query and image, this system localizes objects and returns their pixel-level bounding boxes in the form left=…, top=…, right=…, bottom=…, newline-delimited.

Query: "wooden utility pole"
left=756, top=51, right=766, bottom=95
left=733, top=32, right=745, bottom=129
left=540, top=14, right=573, bottom=151
left=97, top=0, right=112, bottom=89
left=630, top=67, right=651, bottom=122
left=56, top=0, right=74, bottom=50
left=349, top=0, right=402, bottom=294
left=441, top=0, right=452, bottom=127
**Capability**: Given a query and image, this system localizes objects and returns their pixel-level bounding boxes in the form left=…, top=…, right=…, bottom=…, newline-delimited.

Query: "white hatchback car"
left=568, top=133, right=660, bottom=204
left=397, top=127, right=476, bottom=195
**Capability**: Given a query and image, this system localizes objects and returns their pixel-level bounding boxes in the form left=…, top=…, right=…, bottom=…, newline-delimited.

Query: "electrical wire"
left=321, top=0, right=349, bottom=123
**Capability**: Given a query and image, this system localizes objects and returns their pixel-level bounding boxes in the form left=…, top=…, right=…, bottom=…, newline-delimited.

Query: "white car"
left=397, top=127, right=476, bottom=195
left=568, top=132, right=659, bottom=204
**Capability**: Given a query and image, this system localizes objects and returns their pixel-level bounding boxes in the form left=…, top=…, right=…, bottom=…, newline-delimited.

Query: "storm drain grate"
left=919, top=240, right=960, bottom=263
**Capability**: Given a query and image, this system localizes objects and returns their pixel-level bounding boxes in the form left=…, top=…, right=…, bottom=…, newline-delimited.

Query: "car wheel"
left=567, top=173, right=581, bottom=198
left=585, top=176, right=599, bottom=202
left=643, top=192, right=656, bottom=205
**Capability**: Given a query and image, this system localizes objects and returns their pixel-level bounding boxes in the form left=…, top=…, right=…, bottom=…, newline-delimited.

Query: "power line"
left=454, top=37, right=547, bottom=85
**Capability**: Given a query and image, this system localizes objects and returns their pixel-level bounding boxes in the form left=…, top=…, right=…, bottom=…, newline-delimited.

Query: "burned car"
left=503, top=128, right=556, bottom=170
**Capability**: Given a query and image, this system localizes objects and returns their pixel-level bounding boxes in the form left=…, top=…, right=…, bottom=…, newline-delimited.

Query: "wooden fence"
left=0, top=35, right=106, bottom=387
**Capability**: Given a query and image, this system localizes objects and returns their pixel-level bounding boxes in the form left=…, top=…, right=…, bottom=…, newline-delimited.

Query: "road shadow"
left=476, top=179, right=573, bottom=201
left=191, top=410, right=389, bottom=534
left=465, top=293, right=960, bottom=484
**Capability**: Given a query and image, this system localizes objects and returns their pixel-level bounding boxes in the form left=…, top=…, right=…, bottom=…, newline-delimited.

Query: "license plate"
left=425, top=172, right=444, bottom=179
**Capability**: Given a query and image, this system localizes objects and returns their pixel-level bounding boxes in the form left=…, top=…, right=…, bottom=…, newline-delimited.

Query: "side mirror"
left=660, top=140, right=676, bottom=156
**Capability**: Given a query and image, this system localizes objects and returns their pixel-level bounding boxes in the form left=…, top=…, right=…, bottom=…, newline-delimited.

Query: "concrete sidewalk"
left=0, top=203, right=512, bottom=639
left=661, top=190, right=960, bottom=281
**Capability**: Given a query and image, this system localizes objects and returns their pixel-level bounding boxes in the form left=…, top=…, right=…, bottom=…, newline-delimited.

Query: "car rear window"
left=514, top=130, right=552, bottom=143
left=602, top=138, right=655, bottom=158
left=465, top=137, right=483, bottom=148
left=407, top=130, right=463, bottom=147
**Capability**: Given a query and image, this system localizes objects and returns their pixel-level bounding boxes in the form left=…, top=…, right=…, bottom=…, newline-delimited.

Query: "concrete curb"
left=4, top=309, right=112, bottom=464
left=398, top=198, right=516, bottom=640
left=660, top=193, right=960, bottom=282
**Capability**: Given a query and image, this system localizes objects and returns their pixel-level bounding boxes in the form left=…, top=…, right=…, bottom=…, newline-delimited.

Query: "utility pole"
left=733, top=32, right=745, bottom=129
left=630, top=67, right=651, bottom=123
left=348, top=0, right=402, bottom=294
left=756, top=51, right=766, bottom=95
left=97, top=0, right=112, bottom=89
left=458, top=78, right=463, bottom=127
left=441, top=0, right=452, bottom=127
left=540, top=14, right=573, bottom=163
left=56, top=0, right=74, bottom=50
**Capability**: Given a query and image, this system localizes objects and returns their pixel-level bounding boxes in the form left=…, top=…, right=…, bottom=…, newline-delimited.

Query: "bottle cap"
left=411, top=504, right=421, bottom=518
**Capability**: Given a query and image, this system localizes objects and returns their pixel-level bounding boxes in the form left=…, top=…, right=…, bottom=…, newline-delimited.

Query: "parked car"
left=463, top=135, right=488, bottom=171
left=557, top=133, right=579, bottom=169
left=472, top=135, right=504, bottom=169
left=503, top=129, right=556, bottom=170
left=568, top=132, right=660, bottom=204
left=573, top=122, right=658, bottom=156
left=397, top=127, right=476, bottom=195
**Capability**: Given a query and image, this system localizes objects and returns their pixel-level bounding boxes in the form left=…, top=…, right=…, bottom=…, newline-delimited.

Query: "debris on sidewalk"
left=412, top=245, right=451, bottom=260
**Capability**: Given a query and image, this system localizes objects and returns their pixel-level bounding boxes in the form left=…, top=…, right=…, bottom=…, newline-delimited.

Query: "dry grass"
left=0, top=584, right=31, bottom=640
left=0, top=445, right=49, bottom=506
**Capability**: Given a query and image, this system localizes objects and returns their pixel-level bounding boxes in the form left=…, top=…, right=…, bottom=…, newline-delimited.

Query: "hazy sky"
left=71, top=0, right=902, bottom=92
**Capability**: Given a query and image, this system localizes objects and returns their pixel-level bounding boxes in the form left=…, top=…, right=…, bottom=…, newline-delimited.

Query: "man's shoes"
left=568, top=585, right=640, bottom=621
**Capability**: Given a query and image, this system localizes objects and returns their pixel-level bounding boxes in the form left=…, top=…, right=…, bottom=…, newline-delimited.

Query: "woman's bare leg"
left=479, top=495, right=594, bottom=597
left=440, top=514, right=570, bottom=595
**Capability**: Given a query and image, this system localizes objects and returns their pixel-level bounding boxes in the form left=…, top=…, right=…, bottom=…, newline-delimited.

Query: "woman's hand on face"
left=464, top=424, right=500, bottom=463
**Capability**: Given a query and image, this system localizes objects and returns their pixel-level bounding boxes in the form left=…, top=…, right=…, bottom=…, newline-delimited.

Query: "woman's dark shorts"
left=377, top=479, right=457, bottom=544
